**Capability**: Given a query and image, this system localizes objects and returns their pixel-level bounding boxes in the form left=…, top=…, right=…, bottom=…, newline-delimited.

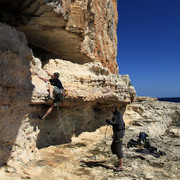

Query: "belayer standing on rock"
left=106, top=105, right=125, bottom=172
left=37, top=70, right=64, bottom=120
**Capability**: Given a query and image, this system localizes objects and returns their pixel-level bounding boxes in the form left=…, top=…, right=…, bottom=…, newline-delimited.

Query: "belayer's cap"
left=111, top=105, right=118, bottom=111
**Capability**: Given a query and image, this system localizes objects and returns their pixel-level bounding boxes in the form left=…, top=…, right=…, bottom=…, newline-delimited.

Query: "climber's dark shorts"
left=53, top=87, right=65, bottom=107
left=111, top=140, right=123, bottom=159
left=53, top=86, right=61, bottom=95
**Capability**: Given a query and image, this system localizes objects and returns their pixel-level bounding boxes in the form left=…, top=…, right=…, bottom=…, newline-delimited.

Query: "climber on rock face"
left=38, top=71, right=64, bottom=99
left=106, top=105, right=126, bottom=172
left=37, top=70, right=64, bottom=120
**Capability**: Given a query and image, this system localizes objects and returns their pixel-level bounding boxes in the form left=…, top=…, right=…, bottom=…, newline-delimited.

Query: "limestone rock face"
left=0, top=23, right=180, bottom=180
left=0, top=22, right=135, bottom=165
left=31, top=59, right=135, bottom=104
left=0, top=0, right=119, bottom=165
left=0, top=23, right=39, bottom=165
left=0, top=110, right=180, bottom=180
left=30, top=58, right=136, bottom=149
left=0, top=0, right=119, bottom=73
left=1, top=2, right=180, bottom=179
left=29, top=57, right=136, bottom=149
left=134, top=96, right=158, bottom=102
left=124, top=101, right=180, bottom=137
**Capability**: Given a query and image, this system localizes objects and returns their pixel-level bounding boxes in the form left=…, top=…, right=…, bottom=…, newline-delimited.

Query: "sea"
left=158, top=97, right=180, bottom=103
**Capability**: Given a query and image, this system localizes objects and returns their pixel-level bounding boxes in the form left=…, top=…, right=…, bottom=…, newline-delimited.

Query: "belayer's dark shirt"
left=49, top=78, right=64, bottom=89
left=109, top=111, right=125, bottom=133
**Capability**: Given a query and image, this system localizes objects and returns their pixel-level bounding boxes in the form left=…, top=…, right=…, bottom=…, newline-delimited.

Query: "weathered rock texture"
left=0, top=0, right=119, bottom=165
left=124, top=100, right=180, bottom=137
left=0, top=21, right=135, bottom=165
left=0, top=23, right=39, bottom=165
left=0, top=1, right=180, bottom=179
left=30, top=58, right=135, bottom=149
left=31, top=59, right=135, bottom=104
left=0, top=100, right=180, bottom=179
left=0, top=0, right=118, bottom=73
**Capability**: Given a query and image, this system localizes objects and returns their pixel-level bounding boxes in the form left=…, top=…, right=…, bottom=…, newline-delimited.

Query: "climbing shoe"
left=114, top=162, right=120, bottom=168
left=48, top=96, right=53, bottom=100
left=38, top=116, right=45, bottom=120
left=114, top=167, right=124, bottom=172
left=44, top=95, right=53, bottom=100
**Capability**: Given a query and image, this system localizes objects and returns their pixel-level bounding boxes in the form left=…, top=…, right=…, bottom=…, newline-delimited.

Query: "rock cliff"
left=0, top=0, right=121, bottom=166
left=0, top=23, right=39, bottom=165
left=0, top=0, right=118, bottom=73
left=30, top=57, right=135, bottom=149
left=124, top=100, right=180, bottom=137
left=0, top=17, right=135, bottom=165
left=0, top=0, right=180, bottom=179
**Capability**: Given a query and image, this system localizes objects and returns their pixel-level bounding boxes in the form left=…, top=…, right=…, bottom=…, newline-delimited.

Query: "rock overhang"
left=0, top=1, right=136, bottom=165
left=0, top=0, right=92, bottom=64
left=0, top=0, right=119, bottom=73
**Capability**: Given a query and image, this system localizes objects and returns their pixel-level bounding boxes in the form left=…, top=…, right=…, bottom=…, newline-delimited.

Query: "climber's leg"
left=39, top=104, right=55, bottom=120
left=44, top=104, right=55, bottom=118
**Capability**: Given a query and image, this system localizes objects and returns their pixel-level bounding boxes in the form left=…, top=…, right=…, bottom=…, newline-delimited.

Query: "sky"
left=116, top=0, right=180, bottom=98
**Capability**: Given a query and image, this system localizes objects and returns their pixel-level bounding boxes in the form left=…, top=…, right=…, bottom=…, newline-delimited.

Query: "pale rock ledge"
left=31, top=58, right=136, bottom=105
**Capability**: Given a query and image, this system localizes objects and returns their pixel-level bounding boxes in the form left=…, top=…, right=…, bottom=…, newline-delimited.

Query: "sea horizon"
left=158, top=97, right=180, bottom=103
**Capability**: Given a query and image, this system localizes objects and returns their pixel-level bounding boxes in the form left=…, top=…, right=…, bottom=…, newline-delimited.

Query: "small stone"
left=144, top=172, right=154, bottom=180
left=4, top=165, right=16, bottom=173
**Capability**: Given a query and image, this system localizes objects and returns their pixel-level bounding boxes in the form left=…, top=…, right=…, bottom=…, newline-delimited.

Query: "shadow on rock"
left=80, top=160, right=114, bottom=170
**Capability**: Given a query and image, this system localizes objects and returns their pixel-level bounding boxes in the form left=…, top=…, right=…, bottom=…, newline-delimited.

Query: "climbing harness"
left=54, top=89, right=68, bottom=104
left=57, top=106, right=82, bottom=161
left=113, top=130, right=125, bottom=142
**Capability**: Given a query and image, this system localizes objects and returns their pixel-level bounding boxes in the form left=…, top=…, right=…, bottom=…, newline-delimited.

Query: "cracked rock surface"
left=0, top=110, right=179, bottom=180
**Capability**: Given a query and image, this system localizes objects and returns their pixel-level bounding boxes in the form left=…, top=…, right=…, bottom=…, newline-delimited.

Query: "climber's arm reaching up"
left=38, top=74, right=49, bottom=82
left=45, top=70, right=53, bottom=77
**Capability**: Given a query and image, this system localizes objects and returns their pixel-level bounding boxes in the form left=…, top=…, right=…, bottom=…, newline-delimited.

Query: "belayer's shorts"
left=111, top=140, right=123, bottom=159
left=111, top=130, right=125, bottom=159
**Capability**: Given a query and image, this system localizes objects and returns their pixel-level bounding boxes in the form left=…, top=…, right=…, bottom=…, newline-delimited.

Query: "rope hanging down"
left=57, top=106, right=82, bottom=161
left=104, top=124, right=113, bottom=141
left=57, top=106, right=112, bottom=162
left=104, top=125, right=109, bottom=140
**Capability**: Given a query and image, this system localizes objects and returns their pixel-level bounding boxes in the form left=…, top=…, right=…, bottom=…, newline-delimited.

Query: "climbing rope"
left=104, top=124, right=114, bottom=165
left=104, top=124, right=112, bottom=141
left=104, top=125, right=109, bottom=140
left=57, top=106, right=82, bottom=161
left=57, top=106, right=113, bottom=164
